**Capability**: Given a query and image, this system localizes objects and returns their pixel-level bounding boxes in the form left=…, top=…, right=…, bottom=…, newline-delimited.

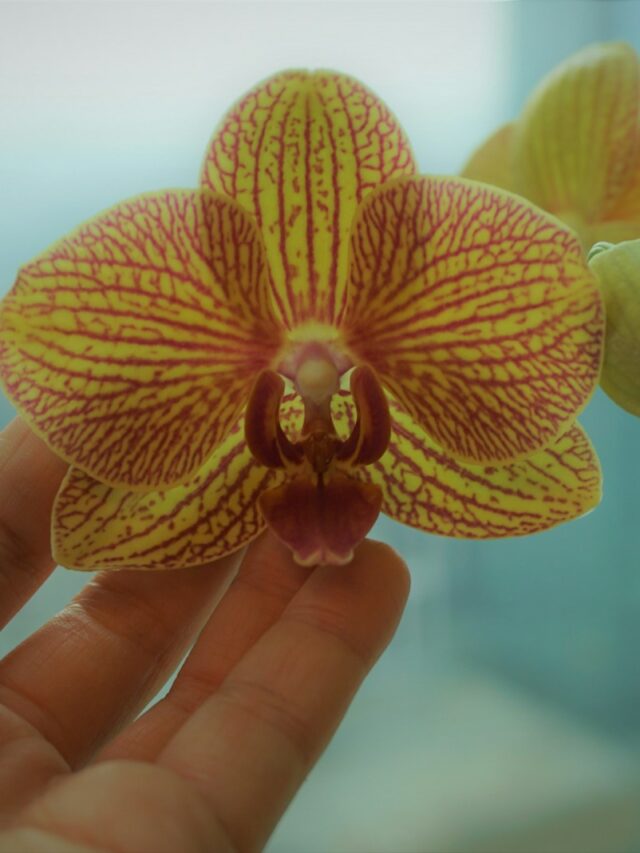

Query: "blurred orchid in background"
left=463, top=42, right=640, bottom=418
left=0, top=70, right=604, bottom=570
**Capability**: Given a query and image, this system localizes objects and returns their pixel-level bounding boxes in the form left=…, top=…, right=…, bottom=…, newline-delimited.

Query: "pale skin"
left=0, top=418, right=410, bottom=852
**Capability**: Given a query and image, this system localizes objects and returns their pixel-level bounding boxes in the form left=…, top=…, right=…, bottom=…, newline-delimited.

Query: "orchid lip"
left=244, top=364, right=390, bottom=565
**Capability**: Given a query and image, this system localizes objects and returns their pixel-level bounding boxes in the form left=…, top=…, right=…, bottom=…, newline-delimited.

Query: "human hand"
left=0, top=418, right=409, bottom=852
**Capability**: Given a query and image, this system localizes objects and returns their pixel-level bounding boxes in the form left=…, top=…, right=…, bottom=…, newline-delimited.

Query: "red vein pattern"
left=0, top=190, right=282, bottom=488
left=201, top=69, right=417, bottom=328
left=52, top=397, right=305, bottom=571
left=330, top=394, right=601, bottom=538
left=342, top=176, right=604, bottom=463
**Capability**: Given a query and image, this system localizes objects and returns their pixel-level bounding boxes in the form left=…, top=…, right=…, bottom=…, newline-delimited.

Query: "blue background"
left=1, top=2, right=639, bottom=850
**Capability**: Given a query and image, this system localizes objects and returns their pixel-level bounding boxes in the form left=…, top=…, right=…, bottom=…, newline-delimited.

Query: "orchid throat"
left=244, top=346, right=391, bottom=566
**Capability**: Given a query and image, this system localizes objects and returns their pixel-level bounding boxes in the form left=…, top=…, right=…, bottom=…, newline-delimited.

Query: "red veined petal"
left=201, top=69, right=417, bottom=328
left=376, top=406, right=601, bottom=538
left=258, top=473, right=382, bottom=567
left=0, top=190, right=282, bottom=488
left=342, top=175, right=604, bottom=464
left=52, top=399, right=304, bottom=571
left=330, top=393, right=601, bottom=538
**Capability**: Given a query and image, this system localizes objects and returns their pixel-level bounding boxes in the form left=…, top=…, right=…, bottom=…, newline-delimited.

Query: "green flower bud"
left=589, top=240, right=640, bottom=416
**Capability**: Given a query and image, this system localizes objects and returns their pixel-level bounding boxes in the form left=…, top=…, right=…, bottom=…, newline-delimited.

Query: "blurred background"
left=1, top=1, right=639, bottom=851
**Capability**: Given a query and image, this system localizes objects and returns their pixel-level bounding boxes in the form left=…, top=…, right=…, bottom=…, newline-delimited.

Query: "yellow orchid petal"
left=461, top=122, right=516, bottom=192
left=342, top=175, right=604, bottom=464
left=589, top=239, right=640, bottom=416
left=201, top=69, right=417, bottom=329
left=374, top=404, right=600, bottom=538
left=52, top=398, right=305, bottom=571
left=330, top=393, right=599, bottom=537
left=0, top=190, right=282, bottom=489
left=596, top=149, right=640, bottom=242
left=514, top=42, right=640, bottom=224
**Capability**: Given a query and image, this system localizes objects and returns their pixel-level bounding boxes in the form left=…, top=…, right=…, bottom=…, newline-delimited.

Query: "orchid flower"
left=0, top=71, right=604, bottom=570
left=463, top=42, right=640, bottom=416
left=463, top=42, right=640, bottom=248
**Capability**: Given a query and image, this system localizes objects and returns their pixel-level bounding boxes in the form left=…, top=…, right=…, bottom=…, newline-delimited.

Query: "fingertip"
left=243, top=532, right=411, bottom=646
left=355, top=538, right=411, bottom=599
left=238, top=530, right=313, bottom=593
left=350, top=538, right=411, bottom=629
left=280, top=537, right=410, bottom=671
left=0, top=417, right=68, bottom=482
